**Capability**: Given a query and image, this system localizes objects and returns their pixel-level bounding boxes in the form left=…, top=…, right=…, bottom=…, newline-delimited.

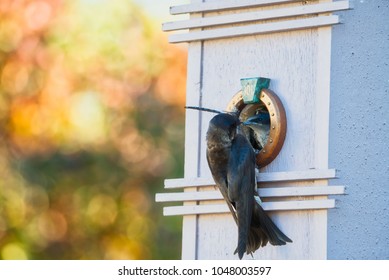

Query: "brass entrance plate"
left=226, top=88, right=287, bottom=168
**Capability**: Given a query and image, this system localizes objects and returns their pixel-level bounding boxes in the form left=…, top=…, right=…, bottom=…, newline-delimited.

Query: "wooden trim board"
left=164, top=1, right=350, bottom=31
left=163, top=199, right=336, bottom=216
left=165, top=169, right=337, bottom=189
left=169, top=16, right=340, bottom=43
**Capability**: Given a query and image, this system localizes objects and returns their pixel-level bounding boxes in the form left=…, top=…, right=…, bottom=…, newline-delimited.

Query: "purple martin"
left=205, top=113, right=292, bottom=259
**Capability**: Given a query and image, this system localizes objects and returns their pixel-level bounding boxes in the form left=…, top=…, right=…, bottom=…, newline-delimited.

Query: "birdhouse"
left=156, top=0, right=366, bottom=260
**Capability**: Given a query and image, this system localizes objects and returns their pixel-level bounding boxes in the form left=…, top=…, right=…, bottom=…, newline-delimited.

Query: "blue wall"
left=328, top=0, right=389, bottom=259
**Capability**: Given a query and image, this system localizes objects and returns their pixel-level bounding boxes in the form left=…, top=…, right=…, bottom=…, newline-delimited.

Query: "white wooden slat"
left=314, top=13, right=333, bottom=169
left=163, top=199, right=336, bottom=216
left=181, top=3, right=203, bottom=260
left=258, top=185, right=345, bottom=197
left=170, top=0, right=299, bottom=15
left=156, top=191, right=220, bottom=203
left=164, top=1, right=350, bottom=31
left=180, top=1, right=204, bottom=260
left=169, top=15, right=340, bottom=43
left=258, top=168, right=336, bottom=183
left=165, top=176, right=213, bottom=189
left=164, top=169, right=336, bottom=189
left=156, top=185, right=345, bottom=203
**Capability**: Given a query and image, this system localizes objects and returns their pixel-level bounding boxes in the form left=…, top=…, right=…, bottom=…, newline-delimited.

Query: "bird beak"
left=242, top=116, right=270, bottom=149
left=242, top=119, right=255, bottom=126
left=242, top=117, right=259, bottom=127
left=242, top=113, right=270, bottom=127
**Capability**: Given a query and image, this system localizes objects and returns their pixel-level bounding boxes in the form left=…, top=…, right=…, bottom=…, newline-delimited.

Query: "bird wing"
left=206, top=149, right=238, bottom=224
left=227, top=134, right=256, bottom=259
left=227, top=134, right=256, bottom=202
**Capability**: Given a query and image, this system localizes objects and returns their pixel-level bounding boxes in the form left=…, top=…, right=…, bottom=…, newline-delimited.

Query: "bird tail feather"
left=234, top=200, right=252, bottom=259
left=245, top=199, right=292, bottom=255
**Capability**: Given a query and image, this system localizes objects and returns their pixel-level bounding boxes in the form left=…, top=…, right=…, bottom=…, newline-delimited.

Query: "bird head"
left=241, top=114, right=270, bottom=149
left=207, top=113, right=240, bottom=144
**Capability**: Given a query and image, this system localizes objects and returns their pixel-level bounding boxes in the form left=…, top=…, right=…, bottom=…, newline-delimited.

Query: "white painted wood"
left=180, top=0, right=204, bottom=260
left=163, top=199, right=336, bottom=216
left=189, top=4, right=334, bottom=257
left=158, top=0, right=350, bottom=260
left=258, top=169, right=336, bottom=183
left=170, top=0, right=298, bottom=15
left=183, top=3, right=317, bottom=257
left=314, top=27, right=332, bottom=169
left=165, top=177, right=214, bottom=189
left=257, top=185, right=344, bottom=197
left=164, top=169, right=337, bottom=189
left=163, top=1, right=350, bottom=31
left=157, top=191, right=220, bottom=203
left=311, top=7, right=335, bottom=259
left=155, top=185, right=345, bottom=202
left=169, top=15, right=340, bottom=43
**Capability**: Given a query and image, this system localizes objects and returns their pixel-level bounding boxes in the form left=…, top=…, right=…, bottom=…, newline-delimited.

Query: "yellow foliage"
left=0, top=0, right=186, bottom=259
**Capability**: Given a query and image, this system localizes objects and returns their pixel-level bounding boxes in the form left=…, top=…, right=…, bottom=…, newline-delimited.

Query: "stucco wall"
left=328, top=0, right=389, bottom=259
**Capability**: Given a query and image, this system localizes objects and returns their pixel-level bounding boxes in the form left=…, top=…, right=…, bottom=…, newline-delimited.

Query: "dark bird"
left=205, top=112, right=292, bottom=259
left=241, top=113, right=270, bottom=150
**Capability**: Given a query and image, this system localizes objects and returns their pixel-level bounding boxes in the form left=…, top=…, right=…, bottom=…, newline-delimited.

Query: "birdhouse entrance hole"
left=226, top=88, right=287, bottom=168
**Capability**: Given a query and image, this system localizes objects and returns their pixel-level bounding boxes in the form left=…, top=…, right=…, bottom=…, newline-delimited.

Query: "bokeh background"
left=0, top=0, right=188, bottom=259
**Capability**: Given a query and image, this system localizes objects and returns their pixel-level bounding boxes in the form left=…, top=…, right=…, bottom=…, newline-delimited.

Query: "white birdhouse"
left=156, top=0, right=353, bottom=260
